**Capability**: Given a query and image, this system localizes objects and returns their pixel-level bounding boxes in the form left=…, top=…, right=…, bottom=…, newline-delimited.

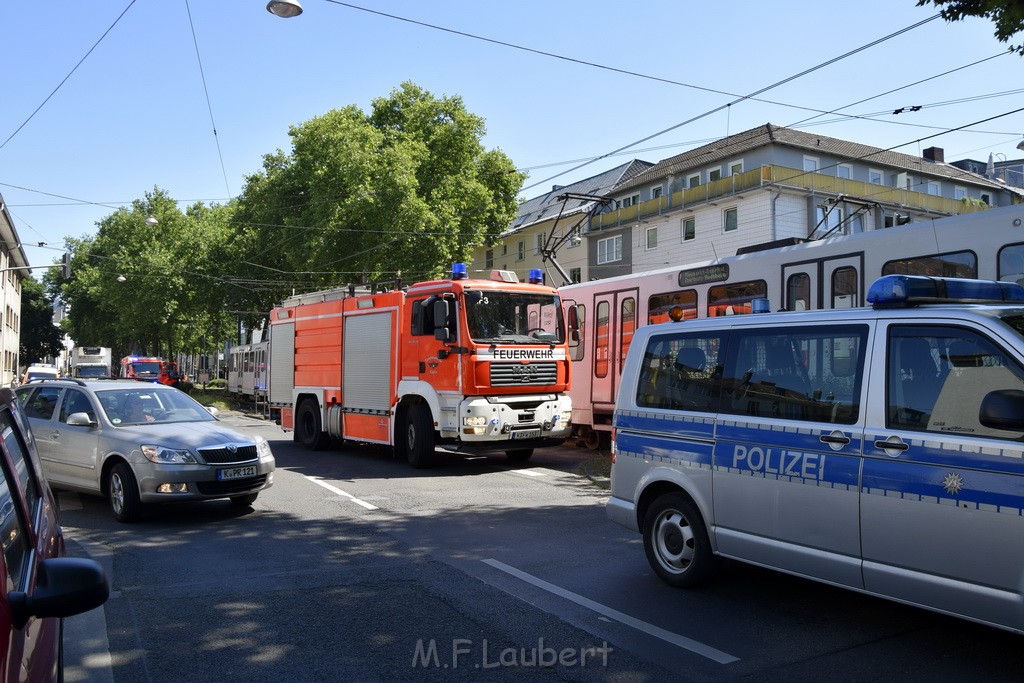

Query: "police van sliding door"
left=591, top=289, right=638, bottom=417
left=712, top=322, right=870, bottom=589
left=782, top=254, right=863, bottom=312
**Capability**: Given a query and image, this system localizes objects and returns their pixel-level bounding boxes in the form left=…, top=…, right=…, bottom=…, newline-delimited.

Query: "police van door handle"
left=819, top=432, right=850, bottom=446
left=874, top=435, right=910, bottom=452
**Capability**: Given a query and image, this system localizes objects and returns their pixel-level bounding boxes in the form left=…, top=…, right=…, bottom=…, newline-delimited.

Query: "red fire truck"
left=119, top=356, right=163, bottom=381
left=269, top=264, right=574, bottom=467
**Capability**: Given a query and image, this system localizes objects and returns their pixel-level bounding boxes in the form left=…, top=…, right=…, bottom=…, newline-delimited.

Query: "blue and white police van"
left=607, top=274, right=1024, bottom=633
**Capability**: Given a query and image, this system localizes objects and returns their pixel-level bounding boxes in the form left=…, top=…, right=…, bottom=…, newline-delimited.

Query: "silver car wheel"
left=110, top=472, right=125, bottom=515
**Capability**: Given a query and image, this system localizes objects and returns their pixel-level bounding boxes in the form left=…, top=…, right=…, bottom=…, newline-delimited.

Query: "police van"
left=607, top=274, right=1024, bottom=633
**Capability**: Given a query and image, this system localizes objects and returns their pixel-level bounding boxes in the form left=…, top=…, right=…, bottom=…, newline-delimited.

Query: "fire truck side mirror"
left=433, top=299, right=452, bottom=342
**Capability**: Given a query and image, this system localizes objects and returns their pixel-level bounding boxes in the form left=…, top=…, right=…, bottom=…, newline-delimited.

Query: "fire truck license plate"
left=511, top=429, right=541, bottom=440
left=218, top=465, right=257, bottom=480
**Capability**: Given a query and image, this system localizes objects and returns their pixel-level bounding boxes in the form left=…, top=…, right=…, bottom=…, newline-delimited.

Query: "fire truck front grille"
left=490, top=362, right=558, bottom=386
left=198, top=445, right=258, bottom=464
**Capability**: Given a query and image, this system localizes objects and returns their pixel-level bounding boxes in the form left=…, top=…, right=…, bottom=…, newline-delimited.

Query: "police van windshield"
left=464, top=290, right=565, bottom=344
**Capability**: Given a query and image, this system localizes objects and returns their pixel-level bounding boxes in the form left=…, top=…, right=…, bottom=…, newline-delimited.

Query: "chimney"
left=923, top=146, right=944, bottom=163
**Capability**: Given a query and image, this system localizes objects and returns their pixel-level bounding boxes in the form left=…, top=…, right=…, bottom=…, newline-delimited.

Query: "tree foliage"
left=19, top=277, right=63, bottom=364
left=234, top=81, right=523, bottom=298
left=918, top=0, right=1024, bottom=53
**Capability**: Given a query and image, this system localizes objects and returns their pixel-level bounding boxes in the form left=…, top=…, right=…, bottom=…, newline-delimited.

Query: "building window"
left=683, top=216, right=695, bottom=241
left=569, top=267, right=581, bottom=284
left=869, top=169, right=883, bottom=185
left=646, top=226, right=658, bottom=250
left=517, top=241, right=525, bottom=260
left=708, top=168, right=722, bottom=182
left=617, top=194, right=640, bottom=209
left=724, top=207, right=738, bottom=232
left=651, top=186, right=663, bottom=199
left=484, top=249, right=493, bottom=269
left=501, top=244, right=508, bottom=256
left=729, top=160, right=744, bottom=175
left=926, top=181, right=940, bottom=196
left=597, top=235, right=622, bottom=264
left=687, top=173, right=700, bottom=188
left=837, top=164, right=852, bottom=179
left=954, top=186, right=967, bottom=200
left=803, top=157, right=819, bottom=173
left=535, top=233, right=544, bottom=254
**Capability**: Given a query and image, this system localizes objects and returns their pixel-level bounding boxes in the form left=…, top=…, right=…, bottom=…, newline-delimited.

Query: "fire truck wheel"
left=297, top=399, right=331, bottom=451
left=404, top=404, right=435, bottom=468
left=505, top=449, right=533, bottom=462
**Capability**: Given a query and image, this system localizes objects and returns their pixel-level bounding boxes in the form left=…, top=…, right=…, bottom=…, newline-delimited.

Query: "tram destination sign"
left=678, top=263, right=729, bottom=287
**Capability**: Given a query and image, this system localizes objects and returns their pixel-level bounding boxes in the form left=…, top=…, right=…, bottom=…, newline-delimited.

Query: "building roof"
left=506, top=159, right=653, bottom=236
left=614, top=123, right=1008, bottom=193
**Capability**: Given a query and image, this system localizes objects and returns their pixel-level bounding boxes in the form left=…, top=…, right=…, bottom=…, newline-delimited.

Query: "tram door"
left=591, top=289, right=638, bottom=417
left=782, top=254, right=864, bottom=313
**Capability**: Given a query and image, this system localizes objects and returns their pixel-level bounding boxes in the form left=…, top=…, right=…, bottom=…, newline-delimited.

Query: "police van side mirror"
left=980, top=389, right=1024, bottom=431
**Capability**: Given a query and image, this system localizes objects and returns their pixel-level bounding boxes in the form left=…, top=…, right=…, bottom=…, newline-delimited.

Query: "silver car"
left=15, top=379, right=275, bottom=522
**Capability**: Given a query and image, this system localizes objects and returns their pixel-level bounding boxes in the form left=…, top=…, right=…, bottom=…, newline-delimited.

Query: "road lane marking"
left=511, top=469, right=545, bottom=477
left=482, top=558, right=739, bottom=665
left=305, top=476, right=379, bottom=510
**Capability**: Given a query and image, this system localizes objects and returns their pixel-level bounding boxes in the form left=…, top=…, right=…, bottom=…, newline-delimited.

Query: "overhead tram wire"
left=522, top=13, right=943, bottom=192
left=184, top=0, right=232, bottom=199
left=0, top=0, right=140, bottom=153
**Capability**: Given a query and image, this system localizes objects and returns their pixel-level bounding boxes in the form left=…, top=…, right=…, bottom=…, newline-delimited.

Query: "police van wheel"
left=643, top=493, right=718, bottom=587
left=405, top=404, right=435, bottom=469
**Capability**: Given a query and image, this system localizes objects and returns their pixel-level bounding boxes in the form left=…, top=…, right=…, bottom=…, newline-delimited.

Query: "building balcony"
left=589, top=165, right=989, bottom=232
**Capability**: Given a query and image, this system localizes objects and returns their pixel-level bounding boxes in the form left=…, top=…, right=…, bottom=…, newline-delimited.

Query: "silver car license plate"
left=511, top=428, right=541, bottom=440
left=218, top=465, right=257, bottom=480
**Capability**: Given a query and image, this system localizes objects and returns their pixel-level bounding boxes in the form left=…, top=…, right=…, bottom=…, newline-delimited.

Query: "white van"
left=608, top=274, right=1024, bottom=633
left=21, top=363, right=60, bottom=384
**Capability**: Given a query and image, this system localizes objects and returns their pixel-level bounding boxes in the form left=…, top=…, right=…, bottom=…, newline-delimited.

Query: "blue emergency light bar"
left=868, top=274, right=1024, bottom=308
left=528, top=268, right=544, bottom=284
left=451, top=263, right=469, bottom=280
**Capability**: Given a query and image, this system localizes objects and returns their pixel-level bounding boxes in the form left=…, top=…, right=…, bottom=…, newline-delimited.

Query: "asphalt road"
left=58, top=413, right=1024, bottom=682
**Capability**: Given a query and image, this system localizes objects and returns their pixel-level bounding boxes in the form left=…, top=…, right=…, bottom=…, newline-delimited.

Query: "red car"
left=0, top=387, right=108, bottom=680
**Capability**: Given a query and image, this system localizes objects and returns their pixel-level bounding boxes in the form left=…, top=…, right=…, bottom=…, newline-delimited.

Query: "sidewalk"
left=61, top=512, right=115, bottom=682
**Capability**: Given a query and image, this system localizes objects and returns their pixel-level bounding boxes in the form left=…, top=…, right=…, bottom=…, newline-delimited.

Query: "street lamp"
left=145, top=215, right=158, bottom=226
left=267, top=0, right=302, bottom=17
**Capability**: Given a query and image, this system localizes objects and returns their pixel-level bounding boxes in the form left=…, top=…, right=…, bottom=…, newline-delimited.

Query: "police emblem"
left=942, top=471, right=964, bottom=495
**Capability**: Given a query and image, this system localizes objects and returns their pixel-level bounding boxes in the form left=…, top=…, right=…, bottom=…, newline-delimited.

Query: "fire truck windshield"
left=464, top=290, right=565, bottom=343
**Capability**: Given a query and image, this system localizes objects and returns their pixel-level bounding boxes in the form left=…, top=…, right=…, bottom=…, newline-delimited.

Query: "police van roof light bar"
left=868, top=275, right=1024, bottom=308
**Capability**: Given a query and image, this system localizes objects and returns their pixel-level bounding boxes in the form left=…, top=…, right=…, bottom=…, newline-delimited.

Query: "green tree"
left=918, top=1, right=1024, bottom=53
left=233, top=81, right=524, bottom=297
left=53, top=188, right=240, bottom=360
left=19, top=277, right=63, bottom=365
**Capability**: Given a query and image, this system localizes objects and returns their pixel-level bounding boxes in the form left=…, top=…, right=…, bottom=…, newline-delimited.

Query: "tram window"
left=998, top=243, right=1024, bottom=286
left=881, top=250, right=977, bottom=279
left=620, top=298, right=636, bottom=375
left=786, top=273, right=811, bottom=311
left=708, top=280, right=766, bottom=317
left=569, top=305, right=586, bottom=362
left=832, top=267, right=858, bottom=308
left=648, top=291, right=697, bottom=324
left=595, top=301, right=610, bottom=378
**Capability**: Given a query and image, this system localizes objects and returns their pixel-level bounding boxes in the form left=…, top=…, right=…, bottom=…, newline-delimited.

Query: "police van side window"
left=720, top=325, right=868, bottom=424
left=635, top=331, right=726, bottom=412
left=887, top=325, right=1024, bottom=439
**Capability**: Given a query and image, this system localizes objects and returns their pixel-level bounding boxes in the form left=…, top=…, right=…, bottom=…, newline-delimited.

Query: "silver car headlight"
left=141, top=445, right=197, bottom=464
left=255, top=435, right=273, bottom=460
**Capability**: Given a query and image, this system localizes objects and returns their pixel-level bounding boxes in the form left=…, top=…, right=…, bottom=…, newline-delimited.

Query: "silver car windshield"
left=96, top=389, right=217, bottom=426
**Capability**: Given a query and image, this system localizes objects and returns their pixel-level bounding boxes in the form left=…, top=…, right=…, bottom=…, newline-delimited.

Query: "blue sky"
left=1, top=0, right=1021, bottom=274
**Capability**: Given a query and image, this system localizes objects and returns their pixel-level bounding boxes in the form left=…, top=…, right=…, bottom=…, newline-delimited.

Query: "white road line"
left=306, top=476, right=379, bottom=510
left=482, top=558, right=739, bottom=665
left=511, top=469, right=545, bottom=477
